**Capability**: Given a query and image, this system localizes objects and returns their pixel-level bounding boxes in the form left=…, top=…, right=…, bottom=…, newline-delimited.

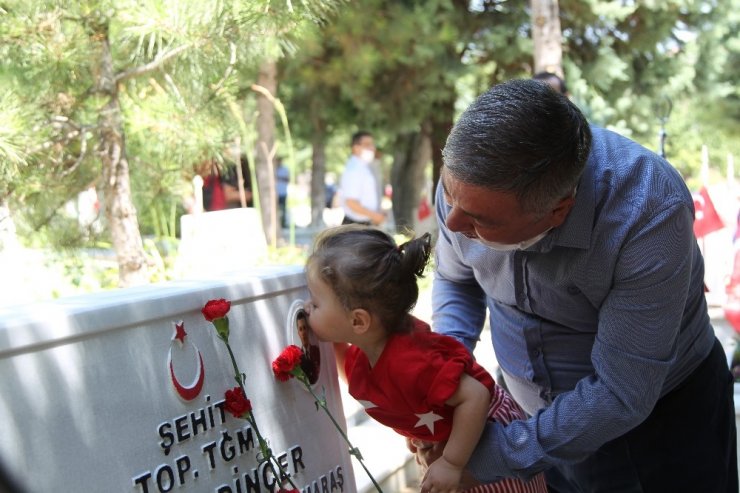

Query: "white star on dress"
left=358, top=400, right=378, bottom=409
left=414, top=411, right=444, bottom=434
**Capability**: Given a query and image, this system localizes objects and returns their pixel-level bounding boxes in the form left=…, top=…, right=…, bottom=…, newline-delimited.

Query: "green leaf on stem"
left=213, top=317, right=229, bottom=341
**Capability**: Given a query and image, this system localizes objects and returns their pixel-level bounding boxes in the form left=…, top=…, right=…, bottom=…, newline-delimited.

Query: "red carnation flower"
left=202, top=299, right=231, bottom=321
left=224, top=386, right=252, bottom=419
left=272, top=345, right=304, bottom=382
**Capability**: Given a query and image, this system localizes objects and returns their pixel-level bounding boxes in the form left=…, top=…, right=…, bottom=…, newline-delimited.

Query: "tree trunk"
left=430, top=95, right=455, bottom=205
left=390, top=122, right=431, bottom=233
left=95, top=32, right=149, bottom=287
left=310, top=123, right=328, bottom=228
left=254, top=60, right=278, bottom=247
left=531, top=0, right=563, bottom=77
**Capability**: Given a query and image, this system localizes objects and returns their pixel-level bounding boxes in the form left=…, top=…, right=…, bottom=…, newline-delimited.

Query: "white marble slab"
left=175, top=208, right=268, bottom=278
left=0, top=266, right=356, bottom=493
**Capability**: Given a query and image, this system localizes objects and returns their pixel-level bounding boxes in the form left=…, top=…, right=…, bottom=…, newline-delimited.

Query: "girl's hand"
left=420, top=456, right=462, bottom=493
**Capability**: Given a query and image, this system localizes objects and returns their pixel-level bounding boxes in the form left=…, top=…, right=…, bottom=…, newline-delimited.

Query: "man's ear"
left=547, top=195, right=576, bottom=229
left=350, top=308, right=372, bottom=335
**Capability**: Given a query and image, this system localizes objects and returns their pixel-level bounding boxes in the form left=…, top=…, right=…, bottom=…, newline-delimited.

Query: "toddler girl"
left=304, top=225, right=546, bottom=493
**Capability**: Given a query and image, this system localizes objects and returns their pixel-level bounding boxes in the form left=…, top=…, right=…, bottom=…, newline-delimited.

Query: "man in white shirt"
left=339, top=131, right=386, bottom=226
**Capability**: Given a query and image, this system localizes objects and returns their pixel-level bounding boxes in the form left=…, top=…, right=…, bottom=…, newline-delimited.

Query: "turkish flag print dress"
left=344, top=316, right=547, bottom=493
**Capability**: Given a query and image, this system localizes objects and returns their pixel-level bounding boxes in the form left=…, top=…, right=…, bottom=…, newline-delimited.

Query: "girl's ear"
left=350, top=308, right=372, bottom=335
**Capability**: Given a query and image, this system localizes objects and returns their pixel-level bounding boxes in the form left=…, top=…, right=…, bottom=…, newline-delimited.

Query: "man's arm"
left=465, top=200, right=699, bottom=482
left=344, top=198, right=385, bottom=225
left=222, top=183, right=251, bottom=205
left=431, top=183, right=487, bottom=351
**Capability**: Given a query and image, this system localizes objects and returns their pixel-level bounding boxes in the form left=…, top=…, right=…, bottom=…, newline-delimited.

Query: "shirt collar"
left=348, top=154, right=370, bottom=167
left=536, top=160, right=595, bottom=252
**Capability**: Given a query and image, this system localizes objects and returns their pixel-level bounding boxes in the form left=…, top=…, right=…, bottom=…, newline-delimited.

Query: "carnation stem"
left=299, top=375, right=384, bottom=493
left=224, top=338, right=245, bottom=387
left=224, top=341, right=299, bottom=490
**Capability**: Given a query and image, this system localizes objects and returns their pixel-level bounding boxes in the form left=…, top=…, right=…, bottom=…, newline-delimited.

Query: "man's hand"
left=370, top=211, right=387, bottom=226
left=407, top=438, right=443, bottom=468
left=345, top=198, right=385, bottom=225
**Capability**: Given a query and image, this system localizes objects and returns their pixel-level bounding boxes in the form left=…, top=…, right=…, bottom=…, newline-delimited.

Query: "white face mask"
left=359, top=149, right=375, bottom=163
left=477, top=228, right=551, bottom=252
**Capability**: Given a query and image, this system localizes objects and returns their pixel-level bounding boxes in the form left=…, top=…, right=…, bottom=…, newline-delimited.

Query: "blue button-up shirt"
left=432, top=126, right=715, bottom=480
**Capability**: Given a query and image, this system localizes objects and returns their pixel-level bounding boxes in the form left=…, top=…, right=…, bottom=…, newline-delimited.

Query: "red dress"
left=345, top=316, right=547, bottom=493
left=203, top=174, right=226, bottom=211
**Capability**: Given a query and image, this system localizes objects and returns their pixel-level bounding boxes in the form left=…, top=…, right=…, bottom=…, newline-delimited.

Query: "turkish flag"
left=692, top=186, right=724, bottom=238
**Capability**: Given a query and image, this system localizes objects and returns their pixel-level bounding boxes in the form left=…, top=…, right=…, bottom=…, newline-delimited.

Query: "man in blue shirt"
left=420, top=79, right=737, bottom=492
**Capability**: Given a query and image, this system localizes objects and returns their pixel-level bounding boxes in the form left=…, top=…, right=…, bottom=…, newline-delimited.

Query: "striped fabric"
left=463, top=385, right=547, bottom=493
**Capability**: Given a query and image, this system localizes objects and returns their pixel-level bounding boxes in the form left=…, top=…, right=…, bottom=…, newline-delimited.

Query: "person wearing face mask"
left=338, top=131, right=386, bottom=226
left=413, top=79, right=737, bottom=492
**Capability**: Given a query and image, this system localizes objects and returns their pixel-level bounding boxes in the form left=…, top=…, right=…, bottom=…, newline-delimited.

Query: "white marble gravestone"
left=175, top=208, right=269, bottom=278
left=0, top=266, right=355, bottom=493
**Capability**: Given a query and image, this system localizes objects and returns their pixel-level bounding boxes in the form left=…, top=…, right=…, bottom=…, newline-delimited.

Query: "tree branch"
left=207, top=42, right=238, bottom=101
left=115, top=43, right=193, bottom=84
left=60, top=131, right=90, bottom=177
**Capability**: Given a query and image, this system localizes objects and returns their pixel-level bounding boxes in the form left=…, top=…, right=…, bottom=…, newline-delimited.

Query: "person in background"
left=339, top=131, right=386, bottom=226
left=532, top=71, right=569, bottom=96
left=420, top=79, right=736, bottom=491
left=275, top=156, right=290, bottom=228
left=198, top=156, right=252, bottom=212
left=325, top=172, right=338, bottom=209
left=304, top=225, right=547, bottom=493
left=197, top=159, right=227, bottom=211
left=229, top=153, right=253, bottom=208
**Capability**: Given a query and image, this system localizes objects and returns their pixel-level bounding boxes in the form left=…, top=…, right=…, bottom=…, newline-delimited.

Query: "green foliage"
left=261, top=244, right=310, bottom=267
left=663, top=97, right=740, bottom=189
left=6, top=247, right=119, bottom=303
left=556, top=0, right=739, bottom=179
left=0, top=92, right=29, bottom=168
left=1, top=0, right=341, bottom=239
left=1, top=0, right=737, bottom=298
left=49, top=249, right=120, bottom=296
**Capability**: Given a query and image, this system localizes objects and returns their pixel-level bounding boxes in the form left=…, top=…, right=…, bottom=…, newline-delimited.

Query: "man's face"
left=440, top=168, right=572, bottom=245
left=297, top=318, right=309, bottom=345
left=352, top=136, right=375, bottom=157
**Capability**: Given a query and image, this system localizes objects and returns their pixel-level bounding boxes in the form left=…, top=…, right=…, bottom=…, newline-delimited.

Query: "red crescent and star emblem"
left=167, top=321, right=205, bottom=401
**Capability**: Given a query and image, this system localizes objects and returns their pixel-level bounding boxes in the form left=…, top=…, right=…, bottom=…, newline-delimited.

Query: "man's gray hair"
left=442, top=79, right=591, bottom=214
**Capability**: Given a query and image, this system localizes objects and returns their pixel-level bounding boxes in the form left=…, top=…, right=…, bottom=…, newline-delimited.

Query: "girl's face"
left=305, top=269, right=351, bottom=343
